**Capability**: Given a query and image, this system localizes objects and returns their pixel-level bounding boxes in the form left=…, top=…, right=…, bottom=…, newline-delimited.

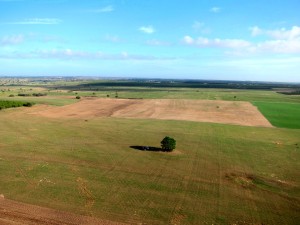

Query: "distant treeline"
left=0, top=100, right=33, bottom=110
left=63, top=80, right=300, bottom=91
left=277, top=89, right=300, bottom=95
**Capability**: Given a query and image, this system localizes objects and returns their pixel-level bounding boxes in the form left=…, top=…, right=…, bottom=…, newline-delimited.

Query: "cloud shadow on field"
left=130, top=145, right=162, bottom=152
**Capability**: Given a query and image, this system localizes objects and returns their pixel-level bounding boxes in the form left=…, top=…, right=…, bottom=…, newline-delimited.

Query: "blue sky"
left=0, top=0, right=300, bottom=82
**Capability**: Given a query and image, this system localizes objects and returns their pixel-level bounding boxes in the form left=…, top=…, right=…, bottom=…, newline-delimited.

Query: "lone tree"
left=161, top=136, right=176, bottom=152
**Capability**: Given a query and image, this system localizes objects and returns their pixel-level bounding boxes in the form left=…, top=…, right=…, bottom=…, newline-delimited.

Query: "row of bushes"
left=16, top=93, right=47, bottom=97
left=0, top=100, right=33, bottom=110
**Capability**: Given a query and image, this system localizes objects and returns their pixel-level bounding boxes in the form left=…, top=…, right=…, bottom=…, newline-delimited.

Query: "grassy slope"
left=0, top=110, right=299, bottom=224
left=253, top=102, right=300, bottom=129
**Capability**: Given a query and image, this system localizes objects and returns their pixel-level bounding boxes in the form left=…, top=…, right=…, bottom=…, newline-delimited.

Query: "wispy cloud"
left=0, top=33, right=66, bottom=46
left=210, top=7, right=221, bottom=13
left=0, top=0, right=24, bottom=2
left=192, top=21, right=205, bottom=31
left=249, top=26, right=263, bottom=36
left=183, top=36, right=250, bottom=49
left=26, top=33, right=66, bottom=43
left=250, top=25, right=300, bottom=40
left=0, top=48, right=177, bottom=61
left=6, top=18, right=62, bottom=25
left=139, top=25, right=155, bottom=34
left=248, top=26, right=300, bottom=54
left=146, top=39, right=171, bottom=46
left=85, top=5, right=114, bottom=13
left=192, top=21, right=211, bottom=34
left=104, top=34, right=122, bottom=43
left=0, top=34, right=24, bottom=45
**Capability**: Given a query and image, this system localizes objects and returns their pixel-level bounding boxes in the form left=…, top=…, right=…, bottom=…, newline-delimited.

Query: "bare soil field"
left=0, top=197, right=127, bottom=225
left=30, top=98, right=272, bottom=127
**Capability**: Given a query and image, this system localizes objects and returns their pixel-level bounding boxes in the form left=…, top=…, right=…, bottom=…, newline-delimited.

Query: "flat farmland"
left=31, top=98, right=272, bottom=127
left=0, top=103, right=299, bottom=224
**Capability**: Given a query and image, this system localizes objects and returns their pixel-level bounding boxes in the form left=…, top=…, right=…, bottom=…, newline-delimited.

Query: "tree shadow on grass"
left=130, top=145, right=163, bottom=152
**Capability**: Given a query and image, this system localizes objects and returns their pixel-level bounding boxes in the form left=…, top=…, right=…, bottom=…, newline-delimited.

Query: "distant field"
left=254, top=102, right=300, bottom=129
left=30, top=98, right=272, bottom=127
left=1, top=81, right=300, bottom=104
left=0, top=107, right=299, bottom=224
left=65, top=88, right=300, bottom=103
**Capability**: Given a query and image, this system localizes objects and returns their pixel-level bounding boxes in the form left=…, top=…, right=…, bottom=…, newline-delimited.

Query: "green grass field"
left=0, top=107, right=299, bottom=224
left=52, top=88, right=300, bottom=103
left=0, top=80, right=300, bottom=224
left=254, top=102, right=300, bottom=129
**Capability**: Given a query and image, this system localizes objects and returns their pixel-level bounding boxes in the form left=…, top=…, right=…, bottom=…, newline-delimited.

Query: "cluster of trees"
left=0, top=100, right=33, bottom=110
left=32, top=93, right=47, bottom=97
left=17, top=93, right=31, bottom=97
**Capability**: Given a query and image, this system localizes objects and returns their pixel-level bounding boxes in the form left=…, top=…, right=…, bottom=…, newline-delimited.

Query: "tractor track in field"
left=0, top=197, right=128, bottom=225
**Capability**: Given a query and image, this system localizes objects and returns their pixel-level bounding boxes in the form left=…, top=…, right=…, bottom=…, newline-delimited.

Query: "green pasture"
left=0, top=86, right=77, bottom=106
left=2, top=87, right=300, bottom=103
left=0, top=110, right=299, bottom=224
left=51, top=87, right=300, bottom=103
left=254, top=102, right=300, bottom=129
left=0, top=80, right=300, bottom=224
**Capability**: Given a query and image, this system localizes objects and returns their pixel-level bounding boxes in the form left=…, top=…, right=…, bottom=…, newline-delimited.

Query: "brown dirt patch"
left=0, top=198, right=127, bottom=225
left=30, top=98, right=272, bottom=127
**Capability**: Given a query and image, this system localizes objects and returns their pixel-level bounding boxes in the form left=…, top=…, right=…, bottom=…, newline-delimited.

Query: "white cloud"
left=210, top=7, right=221, bottom=13
left=250, top=26, right=262, bottom=37
left=0, top=35, right=24, bottom=45
left=247, top=26, right=300, bottom=54
left=99, top=5, right=114, bottom=12
left=185, top=25, right=300, bottom=55
left=86, top=5, right=114, bottom=13
left=7, top=18, right=62, bottom=25
left=0, top=0, right=23, bottom=2
left=256, top=39, right=300, bottom=54
left=267, top=26, right=300, bottom=40
left=34, top=49, right=88, bottom=58
left=183, top=36, right=251, bottom=49
left=183, top=36, right=194, bottom=44
left=250, top=26, right=300, bottom=40
left=0, top=48, right=177, bottom=61
left=139, top=26, right=155, bottom=34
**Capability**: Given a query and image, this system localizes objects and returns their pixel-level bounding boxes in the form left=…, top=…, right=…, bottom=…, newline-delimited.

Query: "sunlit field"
left=0, top=79, right=299, bottom=224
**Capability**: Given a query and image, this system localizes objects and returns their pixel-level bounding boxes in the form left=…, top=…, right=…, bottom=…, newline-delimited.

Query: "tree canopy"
left=161, top=136, right=176, bottom=152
